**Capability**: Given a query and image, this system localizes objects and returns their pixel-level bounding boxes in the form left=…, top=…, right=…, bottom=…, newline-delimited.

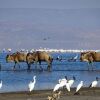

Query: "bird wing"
left=53, top=84, right=60, bottom=92
left=68, top=80, right=74, bottom=87
left=66, top=83, right=70, bottom=92
left=29, top=83, right=35, bottom=92
left=76, top=84, right=82, bottom=92
left=28, top=81, right=32, bottom=87
left=92, top=81, right=97, bottom=87
left=0, top=81, right=2, bottom=89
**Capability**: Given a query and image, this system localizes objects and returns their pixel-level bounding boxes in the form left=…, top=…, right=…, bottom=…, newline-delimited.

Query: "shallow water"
left=0, top=52, right=100, bottom=93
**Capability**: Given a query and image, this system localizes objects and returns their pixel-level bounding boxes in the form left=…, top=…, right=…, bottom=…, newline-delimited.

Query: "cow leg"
left=88, top=61, right=93, bottom=71
left=47, top=65, right=51, bottom=72
left=39, top=61, right=43, bottom=71
left=17, top=63, right=20, bottom=69
left=47, top=62, right=52, bottom=72
left=28, top=64, right=31, bottom=70
left=91, top=62, right=94, bottom=71
left=27, top=62, right=31, bottom=70
left=34, top=61, right=38, bottom=70
left=87, top=62, right=90, bottom=71
left=13, top=62, right=17, bottom=70
left=88, top=61, right=94, bottom=71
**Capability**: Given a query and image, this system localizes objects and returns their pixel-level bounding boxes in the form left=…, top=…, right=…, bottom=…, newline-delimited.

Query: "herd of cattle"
left=6, top=51, right=53, bottom=71
left=5, top=51, right=100, bottom=71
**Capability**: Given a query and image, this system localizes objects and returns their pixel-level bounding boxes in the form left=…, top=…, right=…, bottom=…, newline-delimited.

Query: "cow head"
left=6, top=54, right=14, bottom=63
left=80, top=51, right=95, bottom=63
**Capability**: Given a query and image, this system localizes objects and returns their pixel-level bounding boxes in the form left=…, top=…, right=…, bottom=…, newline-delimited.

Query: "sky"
left=0, top=0, right=100, bottom=50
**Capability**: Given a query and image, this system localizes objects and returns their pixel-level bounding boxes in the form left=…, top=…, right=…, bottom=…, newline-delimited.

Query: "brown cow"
left=26, top=51, right=53, bottom=71
left=6, top=52, right=27, bottom=70
left=80, top=51, right=100, bottom=70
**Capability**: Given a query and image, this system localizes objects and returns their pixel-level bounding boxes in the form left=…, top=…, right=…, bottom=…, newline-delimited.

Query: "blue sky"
left=0, top=0, right=100, bottom=9
left=0, top=0, right=100, bottom=50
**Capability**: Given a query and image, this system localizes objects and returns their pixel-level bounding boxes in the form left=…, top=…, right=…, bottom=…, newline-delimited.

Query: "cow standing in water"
left=80, top=51, right=100, bottom=70
left=26, top=51, right=53, bottom=72
left=6, top=52, right=27, bottom=70
left=6, top=51, right=53, bottom=71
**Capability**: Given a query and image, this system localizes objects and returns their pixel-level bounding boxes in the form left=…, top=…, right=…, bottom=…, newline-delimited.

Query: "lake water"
left=0, top=52, right=100, bottom=93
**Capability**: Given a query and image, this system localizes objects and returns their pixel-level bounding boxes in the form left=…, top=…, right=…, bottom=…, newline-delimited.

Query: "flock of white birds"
left=53, top=76, right=99, bottom=93
left=0, top=76, right=99, bottom=93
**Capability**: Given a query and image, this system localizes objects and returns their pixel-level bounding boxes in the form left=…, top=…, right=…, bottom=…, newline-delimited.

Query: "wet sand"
left=0, top=88, right=100, bottom=100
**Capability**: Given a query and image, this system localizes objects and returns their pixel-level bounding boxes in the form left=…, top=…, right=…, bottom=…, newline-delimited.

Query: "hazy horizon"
left=0, top=0, right=100, bottom=50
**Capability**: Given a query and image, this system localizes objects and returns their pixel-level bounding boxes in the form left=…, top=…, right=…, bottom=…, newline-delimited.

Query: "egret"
left=53, top=83, right=61, bottom=92
left=76, top=81, right=83, bottom=93
left=28, top=76, right=36, bottom=92
left=53, top=80, right=64, bottom=92
left=53, top=76, right=70, bottom=92
left=53, top=76, right=67, bottom=92
left=58, top=76, right=67, bottom=83
left=0, top=80, right=2, bottom=89
left=65, top=82, right=70, bottom=92
left=68, top=76, right=76, bottom=87
left=60, top=76, right=70, bottom=92
left=59, top=79, right=70, bottom=92
left=89, top=77, right=99, bottom=88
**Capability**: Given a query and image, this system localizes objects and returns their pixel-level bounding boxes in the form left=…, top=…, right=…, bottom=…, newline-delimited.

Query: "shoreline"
left=1, top=87, right=100, bottom=94
left=0, top=88, right=100, bottom=100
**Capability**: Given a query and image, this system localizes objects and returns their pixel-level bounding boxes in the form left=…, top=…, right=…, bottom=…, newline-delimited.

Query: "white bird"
left=53, top=79, right=66, bottom=92
left=65, top=82, right=70, bottom=92
left=28, top=76, right=36, bottom=92
left=58, top=76, right=67, bottom=83
left=53, top=76, right=70, bottom=92
left=76, top=81, right=83, bottom=92
left=60, top=76, right=70, bottom=92
left=53, top=83, right=61, bottom=92
left=68, top=76, right=76, bottom=87
left=89, top=77, right=99, bottom=88
left=73, top=55, right=78, bottom=60
left=0, top=80, right=2, bottom=89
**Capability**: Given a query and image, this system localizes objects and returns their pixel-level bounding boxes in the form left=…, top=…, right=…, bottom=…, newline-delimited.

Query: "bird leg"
left=74, top=92, right=80, bottom=95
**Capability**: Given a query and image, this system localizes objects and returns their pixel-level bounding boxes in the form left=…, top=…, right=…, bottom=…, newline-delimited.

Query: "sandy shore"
left=0, top=88, right=100, bottom=100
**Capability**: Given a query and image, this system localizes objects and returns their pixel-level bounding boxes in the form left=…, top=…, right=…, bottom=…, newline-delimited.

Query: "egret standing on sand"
left=76, top=81, right=83, bottom=93
left=60, top=76, right=70, bottom=92
left=65, top=82, right=70, bottom=92
left=53, top=82, right=61, bottom=92
left=53, top=76, right=70, bottom=92
left=89, top=77, right=99, bottom=88
left=53, top=76, right=67, bottom=92
left=53, top=79, right=64, bottom=92
left=0, top=80, right=2, bottom=89
left=28, top=76, right=36, bottom=92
